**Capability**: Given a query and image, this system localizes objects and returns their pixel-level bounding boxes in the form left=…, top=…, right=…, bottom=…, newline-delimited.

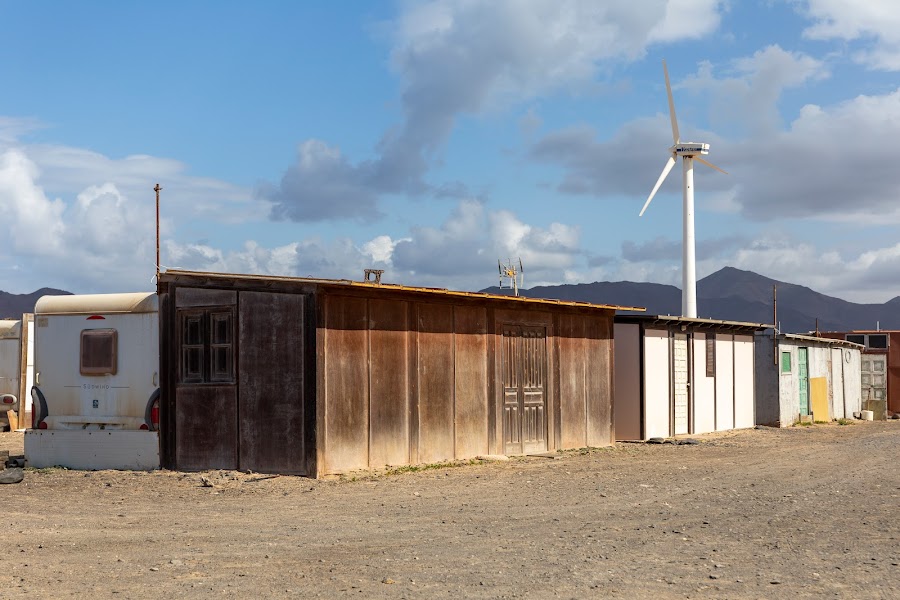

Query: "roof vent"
left=364, top=269, right=384, bottom=284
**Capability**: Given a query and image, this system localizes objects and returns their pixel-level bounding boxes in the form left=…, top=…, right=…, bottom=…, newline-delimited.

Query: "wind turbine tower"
left=639, top=60, right=727, bottom=318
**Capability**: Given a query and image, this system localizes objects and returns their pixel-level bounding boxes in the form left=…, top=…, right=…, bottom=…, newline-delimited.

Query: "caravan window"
left=80, top=329, right=118, bottom=375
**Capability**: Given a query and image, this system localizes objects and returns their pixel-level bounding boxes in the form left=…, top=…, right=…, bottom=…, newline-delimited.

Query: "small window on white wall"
left=706, top=336, right=715, bottom=377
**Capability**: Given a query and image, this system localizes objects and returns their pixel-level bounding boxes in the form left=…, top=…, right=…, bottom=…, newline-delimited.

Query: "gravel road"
left=1, top=422, right=898, bottom=598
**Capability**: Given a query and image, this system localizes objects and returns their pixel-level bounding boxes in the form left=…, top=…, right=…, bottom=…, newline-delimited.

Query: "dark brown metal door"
left=502, top=325, right=548, bottom=455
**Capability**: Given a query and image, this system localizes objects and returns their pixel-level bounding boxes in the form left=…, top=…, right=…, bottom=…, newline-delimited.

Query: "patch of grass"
left=837, top=418, right=853, bottom=426
left=383, top=458, right=484, bottom=477
left=814, top=420, right=829, bottom=424
left=794, top=421, right=813, bottom=427
left=25, top=466, right=58, bottom=474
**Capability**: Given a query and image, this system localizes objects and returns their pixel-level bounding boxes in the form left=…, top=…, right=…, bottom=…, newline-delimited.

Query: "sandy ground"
left=0, top=422, right=898, bottom=599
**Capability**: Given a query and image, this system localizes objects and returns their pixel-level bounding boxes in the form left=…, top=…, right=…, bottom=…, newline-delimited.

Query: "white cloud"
left=681, top=45, right=826, bottom=135
left=732, top=87, right=900, bottom=221
left=799, top=0, right=900, bottom=70
left=0, top=137, right=252, bottom=294
left=530, top=52, right=900, bottom=223
left=648, top=0, right=723, bottom=43
left=0, top=149, right=154, bottom=292
left=262, top=0, right=726, bottom=222
left=0, top=117, right=45, bottom=144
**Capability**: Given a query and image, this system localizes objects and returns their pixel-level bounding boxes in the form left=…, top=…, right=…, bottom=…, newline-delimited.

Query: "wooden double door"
left=502, top=325, right=548, bottom=455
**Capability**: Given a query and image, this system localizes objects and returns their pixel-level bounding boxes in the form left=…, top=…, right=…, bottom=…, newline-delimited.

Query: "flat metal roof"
left=35, top=292, right=158, bottom=315
left=161, top=269, right=646, bottom=312
left=769, top=332, right=865, bottom=349
left=615, top=314, right=772, bottom=332
left=820, top=330, right=900, bottom=334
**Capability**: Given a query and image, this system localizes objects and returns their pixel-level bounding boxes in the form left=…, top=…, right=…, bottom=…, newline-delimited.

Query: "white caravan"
left=25, top=292, right=160, bottom=470
left=0, top=319, right=24, bottom=427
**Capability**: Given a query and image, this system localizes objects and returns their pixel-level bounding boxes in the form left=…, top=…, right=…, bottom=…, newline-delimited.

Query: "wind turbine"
left=639, top=60, right=727, bottom=318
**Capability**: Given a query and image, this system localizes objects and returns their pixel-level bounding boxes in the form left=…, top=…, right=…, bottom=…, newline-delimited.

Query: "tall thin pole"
left=773, top=284, right=778, bottom=365
left=682, top=156, right=697, bottom=318
left=154, top=183, right=162, bottom=284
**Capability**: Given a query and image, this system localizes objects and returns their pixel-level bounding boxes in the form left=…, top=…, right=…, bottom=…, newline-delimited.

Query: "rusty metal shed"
left=157, top=270, right=643, bottom=477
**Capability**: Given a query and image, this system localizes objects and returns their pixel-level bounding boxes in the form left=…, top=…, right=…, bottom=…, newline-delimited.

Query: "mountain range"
left=482, top=266, right=898, bottom=333
left=0, top=288, right=71, bottom=320
left=2, top=267, right=896, bottom=333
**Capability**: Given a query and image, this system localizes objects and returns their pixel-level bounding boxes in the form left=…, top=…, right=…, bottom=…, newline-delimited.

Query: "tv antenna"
left=498, top=258, right=524, bottom=297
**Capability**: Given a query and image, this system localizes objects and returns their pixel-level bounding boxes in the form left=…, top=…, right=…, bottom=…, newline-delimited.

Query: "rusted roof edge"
left=160, top=269, right=646, bottom=313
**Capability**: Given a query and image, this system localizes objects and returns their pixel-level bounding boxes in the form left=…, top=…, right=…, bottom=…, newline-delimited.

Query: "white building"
left=0, top=315, right=34, bottom=428
left=754, top=333, right=862, bottom=427
left=615, top=316, right=771, bottom=441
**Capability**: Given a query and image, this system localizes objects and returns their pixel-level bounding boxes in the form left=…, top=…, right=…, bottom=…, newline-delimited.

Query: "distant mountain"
left=482, top=267, right=895, bottom=333
left=0, top=288, right=72, bottom=319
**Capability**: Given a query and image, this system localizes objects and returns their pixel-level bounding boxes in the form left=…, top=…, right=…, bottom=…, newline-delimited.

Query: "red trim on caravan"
left=86, top=315, right=106, bottom=320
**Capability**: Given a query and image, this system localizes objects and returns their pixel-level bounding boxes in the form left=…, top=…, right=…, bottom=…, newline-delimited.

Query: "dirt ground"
left=0, top=422, right=898, bottom=599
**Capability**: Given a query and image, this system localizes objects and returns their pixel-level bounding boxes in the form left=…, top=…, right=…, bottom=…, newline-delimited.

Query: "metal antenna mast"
left=154, top=183, right=162, bottom=284
left=498, top=258, right=524, bottom=297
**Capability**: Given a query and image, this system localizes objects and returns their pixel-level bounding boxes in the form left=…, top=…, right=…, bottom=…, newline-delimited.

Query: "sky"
left=2, top=1, right=900, bottom=303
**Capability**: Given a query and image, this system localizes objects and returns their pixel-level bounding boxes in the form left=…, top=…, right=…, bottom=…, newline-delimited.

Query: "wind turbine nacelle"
left=672, top=142, right=709, bottom=156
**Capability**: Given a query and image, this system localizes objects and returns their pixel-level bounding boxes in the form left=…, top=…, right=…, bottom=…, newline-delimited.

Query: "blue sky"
left=3, top=1, right=900, bottom=304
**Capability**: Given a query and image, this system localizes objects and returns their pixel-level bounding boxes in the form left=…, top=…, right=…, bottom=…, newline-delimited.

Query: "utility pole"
left=773, top=284, right=778, bottom=366
left=154, top=183, right=162, bottom=286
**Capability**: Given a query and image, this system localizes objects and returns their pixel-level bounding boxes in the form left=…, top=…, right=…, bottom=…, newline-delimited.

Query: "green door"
left=798, top=347, right=809, bottom=416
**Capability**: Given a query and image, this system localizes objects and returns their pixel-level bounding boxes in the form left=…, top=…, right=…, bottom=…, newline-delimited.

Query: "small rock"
left=382, top=578, right=395, bottom=585
left=0, top=468, right=24, bottom=484
left=150, top=567, right=159, bottom=572
left=709, top=574, right=719, bottom=580
left=647, top=437, right=666, bottom=444
left=770, top=580, right=781, bottom=585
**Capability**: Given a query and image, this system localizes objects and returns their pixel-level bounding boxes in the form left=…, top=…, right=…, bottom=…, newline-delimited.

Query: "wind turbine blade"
left=639, top=155, right=677, bottom=216
left=696, top=156, right=728, bottom=175
left=663, top=60, right=680, bottom=144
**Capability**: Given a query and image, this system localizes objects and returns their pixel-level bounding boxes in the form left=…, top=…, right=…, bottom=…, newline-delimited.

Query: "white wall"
left=613, top=323, right=641, bottom=441
left=692, top=333, right=716, bottom=434
left=831, top=347, right=845, bottom=420
left=25, top=318, right=34, bottom=413
left=0, top=336, right=20, bottom=397
left=845, top=349, right=862, bottom=415
left=643, top=329, right=670, bottom=439
left=34, top=310, right=158, bottom=429
left=734, top=335, right=755, bottom=429
left=715, top=334, right=735, bottom=431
